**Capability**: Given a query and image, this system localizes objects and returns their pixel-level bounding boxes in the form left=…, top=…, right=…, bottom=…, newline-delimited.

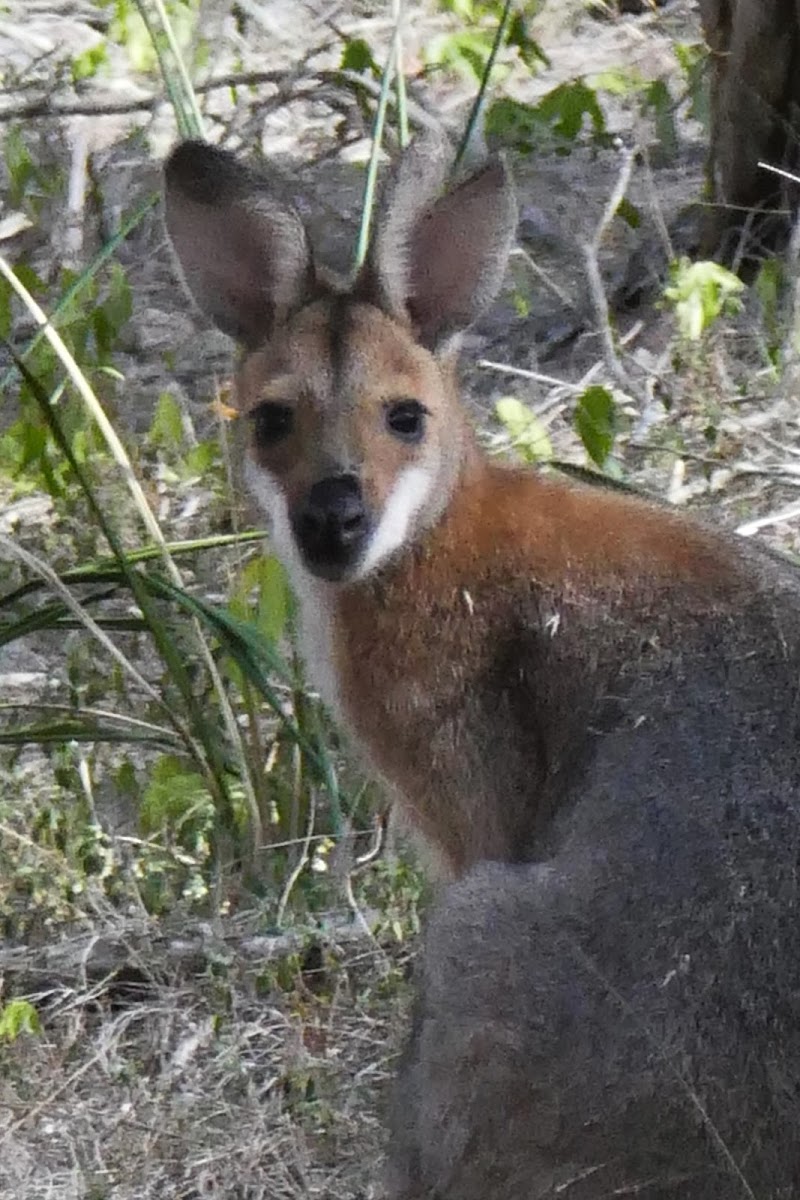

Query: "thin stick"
left=757, top=160, right=800, bottom=186
left=0, top=702, right=180, bottom=742
left=736, top=500, right=800, bottom=537
left=276, top=791, right=317, bottom=927
left=582, top=144, right=638, bottom=394
left=512, top=246, right=576, bottom=309
left=479, top=358, right=588, bottom=394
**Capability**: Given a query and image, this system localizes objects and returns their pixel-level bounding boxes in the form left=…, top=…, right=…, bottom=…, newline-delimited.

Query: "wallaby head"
left=164, top=135, right=517, bottom=584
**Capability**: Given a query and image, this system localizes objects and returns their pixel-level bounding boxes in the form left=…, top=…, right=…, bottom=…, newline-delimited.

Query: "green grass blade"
left=0, top=719, right=180, bottom=748
left=0, top=588, right=118, bottom=646
left=0, top=531, right=267, bottom=612
left=136, top=0, right=204, bottom=138
left=147, top=575, right=341, bottom=810
left=5, top=347, right=237, bottom=831
left=353, top=8, right=405, bottom=269
left=455, top=0, right=514, bottom=169
left=392, top=0, right=410, bottom=147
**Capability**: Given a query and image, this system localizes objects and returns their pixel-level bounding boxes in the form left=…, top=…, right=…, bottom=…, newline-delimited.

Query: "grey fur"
left=387, top=548, right=800, bottom=1199
left=164, top=135, right=517, bottom=351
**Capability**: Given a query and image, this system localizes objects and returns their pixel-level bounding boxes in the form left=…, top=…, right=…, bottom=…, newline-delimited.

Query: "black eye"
left=250, top=402, right=293, bottom=445
left=386, top=400, right=427, bottom=443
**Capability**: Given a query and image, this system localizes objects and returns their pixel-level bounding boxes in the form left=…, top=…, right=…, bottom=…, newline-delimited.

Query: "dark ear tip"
left=164, top=140, right=247, bottom=203
left=164, top=138, right=214, bottom=179
left=480, top=152, right=514, bottom=189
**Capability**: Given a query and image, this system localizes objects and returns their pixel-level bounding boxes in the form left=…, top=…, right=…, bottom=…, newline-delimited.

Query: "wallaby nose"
left=293, top=475, right=370, bottom=580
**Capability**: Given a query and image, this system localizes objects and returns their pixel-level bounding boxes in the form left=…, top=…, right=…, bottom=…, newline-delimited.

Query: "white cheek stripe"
left=246, top=460, right=341, bottom=710
left=244, top=460, right=299, bottom=573
left=244, top=459, right=435, bottom=711
left=356, top=464, right=435, bottom=577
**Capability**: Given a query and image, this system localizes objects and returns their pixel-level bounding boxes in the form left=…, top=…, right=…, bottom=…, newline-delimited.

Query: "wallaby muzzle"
left=291, top=474, right=371, bottom=581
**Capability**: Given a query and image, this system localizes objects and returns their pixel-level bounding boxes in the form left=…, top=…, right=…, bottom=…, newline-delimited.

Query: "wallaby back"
left=388, top=812, right=800, bottom=1198
left=382, top=518, right=800, bottom=1197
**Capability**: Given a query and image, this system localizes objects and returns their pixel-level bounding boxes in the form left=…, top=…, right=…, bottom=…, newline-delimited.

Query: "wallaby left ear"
left=163, top=140, right=313, bottom=349
left=357, top=132, right=518, bottom=350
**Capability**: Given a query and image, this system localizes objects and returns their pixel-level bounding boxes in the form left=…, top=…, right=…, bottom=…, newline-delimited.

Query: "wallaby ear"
left=163, top=140, right=313, bottom=349
left=358, top=132, right=518, bottom=350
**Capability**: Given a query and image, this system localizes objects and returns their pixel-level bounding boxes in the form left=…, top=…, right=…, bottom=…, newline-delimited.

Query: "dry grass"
left=1, top=918, right=409, bottom=1199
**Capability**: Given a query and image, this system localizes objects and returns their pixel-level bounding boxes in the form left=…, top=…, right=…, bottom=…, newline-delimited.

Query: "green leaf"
left=4, top=126, right=34, bottom=207
left=539, top=81, right=607, bottom=142
left=426, top=29, right=492, bottom=82
left=71, top=43, right=108, bottom=83
left=755, top=258, right=783, bottom=326
left=0, top=278, right=12, bottom=341
left=254, top=555, right=289, bottom=645
left=588, top=66, right=644, bottom=96
left=485, top=97, right=540, bottom=152
left=506, top=12, right=548, bottom=72
left=616, top=197, right=641, bottom=229
left=340, top=36, right=379, bottom=75
left=0, top=999, right=41, bottom=1041
left=230, top=553, right=289, bottom=645
left=13, top=262, right=44, bottom=294
left=575, top=386, right=617, bottom=468
left=674, top=41, right=710, bottom=130
left=440, top=0, right=475, bottom=19
left=487, top=82, right=610, bottom=156
left=664, top=258, right=744, bottom=341
left=102, top=263, right=133, bottom=336
left=644, top=79, right=678, bottom=163
left=495, top=396, right=553, bottom=463
left=149, top=392, right=185, bottom=451
left=184, top=440, right=218, bottom=474
left=140, top=754, right=216, bottom=834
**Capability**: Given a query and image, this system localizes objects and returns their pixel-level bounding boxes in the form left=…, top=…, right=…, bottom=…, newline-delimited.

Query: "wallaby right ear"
left=163, top=141, right=313, bottom=348
left=358, top=132, right=518, bottom=350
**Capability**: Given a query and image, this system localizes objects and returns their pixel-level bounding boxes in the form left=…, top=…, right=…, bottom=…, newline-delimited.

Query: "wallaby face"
left=164, top=136, right=515, bottom=584
left=236, top=297, right=466, bottom=583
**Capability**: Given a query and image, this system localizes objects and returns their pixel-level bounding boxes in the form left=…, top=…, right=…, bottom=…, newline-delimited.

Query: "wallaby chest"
left=309, top=468, right=800, bottom=870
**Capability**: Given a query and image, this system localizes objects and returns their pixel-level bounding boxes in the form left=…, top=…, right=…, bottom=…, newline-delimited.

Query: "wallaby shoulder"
left=330, top=464, right=800, bottom=870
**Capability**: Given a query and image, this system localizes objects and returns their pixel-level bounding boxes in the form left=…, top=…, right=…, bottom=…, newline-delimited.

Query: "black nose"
left=293, top=475, right=370, bottom=580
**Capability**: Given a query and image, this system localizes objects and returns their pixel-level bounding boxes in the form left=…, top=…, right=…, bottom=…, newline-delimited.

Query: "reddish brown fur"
left=333, top=460, right=751, bottom=873
left=163, top=136, right=783, bottom=877
left=232, top=291, right=754, bottom=874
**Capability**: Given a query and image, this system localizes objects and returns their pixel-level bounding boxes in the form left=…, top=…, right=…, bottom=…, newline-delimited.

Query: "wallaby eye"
left=250, top=402, right=293, bottom=445
left=386, top=400, right=427, bottom=444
